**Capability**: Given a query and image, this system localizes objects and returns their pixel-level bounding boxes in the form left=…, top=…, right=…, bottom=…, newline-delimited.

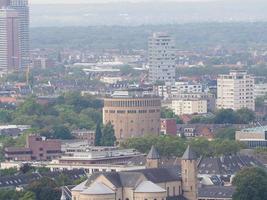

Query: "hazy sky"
left=31, top=0, right=221, bottom=4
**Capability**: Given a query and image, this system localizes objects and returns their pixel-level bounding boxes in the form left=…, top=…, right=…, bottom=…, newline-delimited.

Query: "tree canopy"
left=121, top=135, right=244, bottom=157
left=190, top=108, right=255, bottom=124
left=233, top=167, right=267, bottom=200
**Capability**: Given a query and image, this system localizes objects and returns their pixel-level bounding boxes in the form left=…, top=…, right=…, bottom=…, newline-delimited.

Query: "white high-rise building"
left=217, top=70, right=255, bottom=111
left=9, top=0, right=29, bottom=68
left=148, top=32, right=176, bottom=84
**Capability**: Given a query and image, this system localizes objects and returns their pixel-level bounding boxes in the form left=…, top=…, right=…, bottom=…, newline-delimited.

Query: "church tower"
left=181, top=146, right=198, bottom=200
left=146, top=145, right=160, bottom=168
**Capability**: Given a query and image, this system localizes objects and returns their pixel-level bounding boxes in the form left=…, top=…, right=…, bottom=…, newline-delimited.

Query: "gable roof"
left=135, top=181, right=166, bottom=193
left=147, top=145, right=160, bottom=160
left=182, top=146, right=197, bottom=160
left=198, top=155, right=265, bottom=175
left=84, top=166, right=182, bottom=189
left=81, top=182, right=115, bottom=195
left=198, top=186, right=235, bottom=199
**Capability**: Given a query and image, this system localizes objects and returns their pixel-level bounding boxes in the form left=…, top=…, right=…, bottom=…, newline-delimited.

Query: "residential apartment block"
left=148, top=32, right=176, bottom=84
left=172, top=99, right=208, bottom=116
left=217, top=70, right=255, bottom=111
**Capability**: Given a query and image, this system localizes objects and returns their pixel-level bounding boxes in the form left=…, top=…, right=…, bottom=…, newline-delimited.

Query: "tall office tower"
left=9, top=0, right=29, bottom=68
left=148, top=32, right=176, bottom=84
left=0, top=0, right=10, bottom=7
left=0, top=8, right=20, bottom=71
left=217, top=70, right=255, bottom=111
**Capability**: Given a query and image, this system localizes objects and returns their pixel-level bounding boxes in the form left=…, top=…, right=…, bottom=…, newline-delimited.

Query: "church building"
left=70, top=145, right=198, bottom=200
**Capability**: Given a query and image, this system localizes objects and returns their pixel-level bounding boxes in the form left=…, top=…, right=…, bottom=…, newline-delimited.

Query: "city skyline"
left=31, top=0, right=222, bottom=4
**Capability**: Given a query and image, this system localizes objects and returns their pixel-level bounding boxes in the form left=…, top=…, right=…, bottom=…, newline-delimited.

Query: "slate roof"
left=0, top=169, right=86, bottom=189
left=81, top=182, right=115, bottom=195
left=147, top=145, right=160, bottom=160
left=85, top=166, right=182, bottom=188
left=198, top=155, right=265, bottom=175
left=135, top=181, right=166, bottom=193
left=198, top=186, right=235, bottom=199
left=182, top=146, right=197, bottom=160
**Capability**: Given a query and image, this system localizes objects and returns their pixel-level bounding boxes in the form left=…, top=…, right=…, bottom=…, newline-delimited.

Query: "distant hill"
left=30, top=0, right=267, bottom=27
left=30, top=23, right=267, bottom=50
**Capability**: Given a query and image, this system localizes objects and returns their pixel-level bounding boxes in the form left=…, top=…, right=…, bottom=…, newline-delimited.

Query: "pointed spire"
left=147, top=145, right=160, bottom=160
left=182, top=145, right=197, bottom=160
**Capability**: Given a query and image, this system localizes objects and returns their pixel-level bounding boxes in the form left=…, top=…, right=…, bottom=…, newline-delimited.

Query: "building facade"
left=217, top=70, right=255, bottom=111
left=148, top=32, right=176, bottom=84
left=160, top=118, right=177, bottom=136
left=254, top=83, right=267, bottom=98
left=235, top=126, right=267, bottom=148
left=5, top=135, right=61, bottom=161
left=103, top=89, right=161, bottom=142
left=71, top=146, right=198, bottom=200
left=155, top=82, right=203, bottom=99
left=71, top=129, right=95, bottom=146
left=0, top=8, right=20, bottom=71
left=171, top=99, right=208, bottom=116
left=9, top=0, right=29, bottom=68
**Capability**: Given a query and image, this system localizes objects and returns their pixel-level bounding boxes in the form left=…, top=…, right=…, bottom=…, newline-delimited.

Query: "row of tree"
left=190, top=108, right=255, bottom=124
left=121, top=135, right=245, bottom=158
left=0, top=92, right=103, bottom=140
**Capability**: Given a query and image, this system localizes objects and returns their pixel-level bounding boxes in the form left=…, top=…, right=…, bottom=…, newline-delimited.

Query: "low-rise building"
left=172, top=99, right=208, bottom=116
left=5, top=135, right=61, bottom=161
left=71, top=129, right=95, bottom=146
left=160, top=118, right=177, bottom=136
left=58, top=147, right=143, bottom=165
left=235, top=126, right=267, bottom=148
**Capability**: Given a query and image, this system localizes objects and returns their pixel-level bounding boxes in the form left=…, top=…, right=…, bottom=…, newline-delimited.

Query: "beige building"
left=235, top=125, right=267, bottom=148
left=171, top=99, right=207, bottom=116
left=254, top=83, right=267, bottom=98
left=217, top=70, right=255, bottom=111
left=71, top=146, right=198, bottom=200
left=103, top=89, right=161, bottom=142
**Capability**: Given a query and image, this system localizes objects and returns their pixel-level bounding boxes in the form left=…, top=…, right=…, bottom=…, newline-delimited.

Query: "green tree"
left=236, top=108, right=255, bottom=124
left=233, top=167, right=267, bottom=200
left=101, top=122, right=116, bottom=146
left=161, top=108, right=183, bottom=124
left=214, top=109, right=237, bottom=124
left=19, top=191, right=36, bottom=200
left=27, top=177, right=60, bottom=200
left=55, top=174, right=73, bottom=186
left=95, top=123, right=102, bottom=146
left=41, top=125, right=73, bottom=140
left=0, top=189, right=20, bottom=200
left=0, top=109, right=12, bottom=123
left=215, top=127, right=236, bottom=140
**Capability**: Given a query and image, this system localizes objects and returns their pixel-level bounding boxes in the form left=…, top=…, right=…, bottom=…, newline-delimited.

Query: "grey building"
left=148, top=32, right=176, bottom=84
left=9, top=0, right=29, bottom=68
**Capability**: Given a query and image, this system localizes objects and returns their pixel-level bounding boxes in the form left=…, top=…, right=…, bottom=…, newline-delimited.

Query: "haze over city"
left=0, top=0, right=267, bottom=200
left=30, top=0, right=267, bottom=26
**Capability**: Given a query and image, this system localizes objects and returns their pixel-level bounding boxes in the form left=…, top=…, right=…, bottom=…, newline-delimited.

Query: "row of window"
left=105, top=99, right=161, bottom=107
left=105, top=109, right=160, bottom=114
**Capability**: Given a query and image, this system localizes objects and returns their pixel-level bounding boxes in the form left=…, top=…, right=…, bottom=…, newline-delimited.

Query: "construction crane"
left=26, top=65, right=30, bottom=85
